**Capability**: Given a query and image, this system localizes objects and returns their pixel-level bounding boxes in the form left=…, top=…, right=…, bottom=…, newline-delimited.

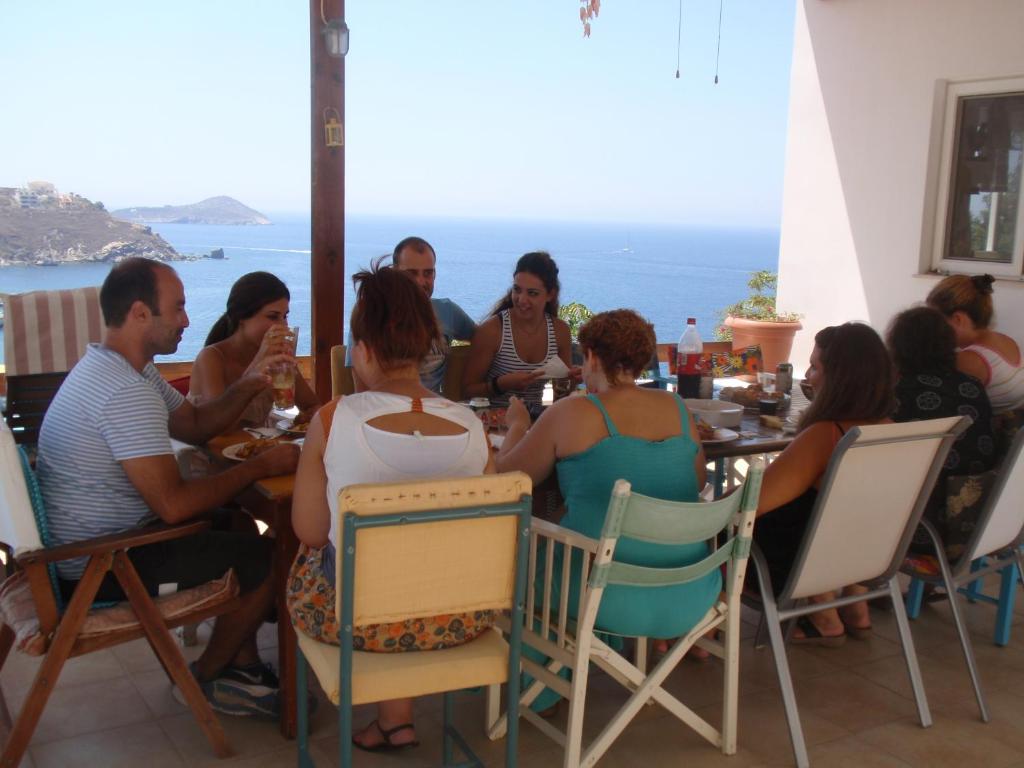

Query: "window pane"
left=946, top=92, right=1024, bottom=264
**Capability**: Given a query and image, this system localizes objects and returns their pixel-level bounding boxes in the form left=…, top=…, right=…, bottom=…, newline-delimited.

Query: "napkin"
left=533, top=357, right=570, bottom=379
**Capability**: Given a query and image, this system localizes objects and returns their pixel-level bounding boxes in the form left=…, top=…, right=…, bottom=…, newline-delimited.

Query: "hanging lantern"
left=324, top=108, right=344, bottom=148
left=322, top=18, right=349, bottom=58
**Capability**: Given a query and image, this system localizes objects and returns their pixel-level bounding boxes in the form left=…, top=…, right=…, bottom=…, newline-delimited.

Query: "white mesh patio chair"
left=901, top=425, right=1024, bottom=722
left=293, top=472, right=533, bottom=768
left=748, top=416, right=968, bottom=768
left=488, top=463, right=764, bottom=768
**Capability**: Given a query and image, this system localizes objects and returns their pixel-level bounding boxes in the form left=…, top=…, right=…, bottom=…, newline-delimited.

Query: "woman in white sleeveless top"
left=927, top=274, right=1024, bottom=414
left=288, top=260, right=492, bottom=752
left=463, top=251, right=576, bottom=408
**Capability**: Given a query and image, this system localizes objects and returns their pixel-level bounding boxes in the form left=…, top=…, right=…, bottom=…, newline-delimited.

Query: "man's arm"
left=120, top=444, right=299, bottom=525
left=168, top=372, right=267, bottom=445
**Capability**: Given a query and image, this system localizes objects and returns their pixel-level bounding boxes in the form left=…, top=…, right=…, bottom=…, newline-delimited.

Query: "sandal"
left=352, top=720, right=420, bottom=753
left=791, top=616, right=846, bottom=648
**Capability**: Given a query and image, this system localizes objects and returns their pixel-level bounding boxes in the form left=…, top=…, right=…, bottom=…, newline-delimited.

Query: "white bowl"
left=684, top=398, right=743, bottom=428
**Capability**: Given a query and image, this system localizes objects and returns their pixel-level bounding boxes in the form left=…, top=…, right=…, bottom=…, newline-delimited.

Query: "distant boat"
left=620, top=233, right=633, bottom=254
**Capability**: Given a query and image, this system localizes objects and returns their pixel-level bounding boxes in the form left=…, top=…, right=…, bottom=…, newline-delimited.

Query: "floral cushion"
left=0, top=568, right=238, bottom=656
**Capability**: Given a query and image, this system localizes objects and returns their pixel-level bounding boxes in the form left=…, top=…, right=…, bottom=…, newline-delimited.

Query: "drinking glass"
left=270, top=361, right=296, bottom=409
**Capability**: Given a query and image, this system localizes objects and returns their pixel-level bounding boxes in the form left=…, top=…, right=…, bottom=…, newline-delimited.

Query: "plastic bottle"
left=676, top=318, right=703, bottom=399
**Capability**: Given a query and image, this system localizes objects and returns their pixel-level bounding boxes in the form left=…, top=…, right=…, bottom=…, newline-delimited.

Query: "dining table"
left=205, top=430, right=301, bottom=739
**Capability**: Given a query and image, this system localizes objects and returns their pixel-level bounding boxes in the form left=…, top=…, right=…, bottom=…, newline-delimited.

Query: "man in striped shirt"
left=37, top=257, right=298, bottom=719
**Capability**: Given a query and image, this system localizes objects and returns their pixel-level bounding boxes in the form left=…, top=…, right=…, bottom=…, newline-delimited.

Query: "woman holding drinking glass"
left=190, top=271, right=319, bottom=428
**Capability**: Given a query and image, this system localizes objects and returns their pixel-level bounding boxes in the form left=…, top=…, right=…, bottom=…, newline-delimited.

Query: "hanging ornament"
left=714, top=0, right=724, bottom=84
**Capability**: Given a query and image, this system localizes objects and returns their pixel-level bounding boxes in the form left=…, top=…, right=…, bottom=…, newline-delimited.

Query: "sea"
left=0, top=215, right=778, bottom=363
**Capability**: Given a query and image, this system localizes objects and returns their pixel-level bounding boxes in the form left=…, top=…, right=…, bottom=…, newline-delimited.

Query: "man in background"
left=347, top=236, right=476, bottom=394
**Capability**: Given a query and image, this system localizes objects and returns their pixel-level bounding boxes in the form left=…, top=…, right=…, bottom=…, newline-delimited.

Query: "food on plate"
left=232, top=437, right=282, bottom=460
left=695, top=421, right=717, bottom=441
left=477, top=407, right=507, bottom=430
left=719, top=385, right=787, bottom=409
left=284, top=421, right=309, bottom=434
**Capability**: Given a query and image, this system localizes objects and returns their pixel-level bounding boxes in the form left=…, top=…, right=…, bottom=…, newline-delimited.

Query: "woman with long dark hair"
left=189, top=272, right=319, bottom=428
left=753, top=322, right=896, bottom=644
left=462, top=252, right=576, bottom=409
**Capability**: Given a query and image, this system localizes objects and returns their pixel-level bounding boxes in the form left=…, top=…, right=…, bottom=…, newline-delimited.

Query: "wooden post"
left=310, top=0, right=346, bottom=401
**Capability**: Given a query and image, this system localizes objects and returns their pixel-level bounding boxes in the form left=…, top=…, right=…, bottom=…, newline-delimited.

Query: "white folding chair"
left=490, top=464, right=764, bottom=768
left=748, top=416, right=968, bottom=768
left=902, top=425, right=1024, bottom=722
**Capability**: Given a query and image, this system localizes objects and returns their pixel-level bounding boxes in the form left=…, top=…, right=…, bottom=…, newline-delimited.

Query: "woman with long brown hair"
left=462, top=251, right=576, bottom=409
left=753, top=322, right=896, bottom=644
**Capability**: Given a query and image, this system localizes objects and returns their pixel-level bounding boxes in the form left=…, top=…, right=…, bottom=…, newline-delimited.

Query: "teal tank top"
left=552, top=394, right=720, bottom=638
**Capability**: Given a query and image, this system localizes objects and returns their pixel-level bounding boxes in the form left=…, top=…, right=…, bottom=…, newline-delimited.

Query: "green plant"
left=714, top=270, right=801, bottom=341
left=559, top=301, right=593, bottom=341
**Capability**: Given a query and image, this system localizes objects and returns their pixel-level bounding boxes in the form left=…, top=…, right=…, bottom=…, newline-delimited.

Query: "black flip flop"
left=791, top=616, right=846, bottom=648
left=352, top=720, right=420, bottom=753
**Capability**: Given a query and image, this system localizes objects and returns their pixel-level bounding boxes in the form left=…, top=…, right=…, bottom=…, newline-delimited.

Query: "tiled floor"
left=4, top=580, right=1024, bottom=768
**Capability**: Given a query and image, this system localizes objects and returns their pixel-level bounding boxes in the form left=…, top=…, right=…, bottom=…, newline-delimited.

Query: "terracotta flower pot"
left=724, top=316, right=802, bottom=373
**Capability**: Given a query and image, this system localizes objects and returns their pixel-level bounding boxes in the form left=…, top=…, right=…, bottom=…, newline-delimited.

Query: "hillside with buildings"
left=113, top=196, right=270, bottom=225
left=0, top=182, right=185, bottom=266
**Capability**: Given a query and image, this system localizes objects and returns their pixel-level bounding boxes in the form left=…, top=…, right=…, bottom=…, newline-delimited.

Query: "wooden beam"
left=310, top=0, right=346, bottom=401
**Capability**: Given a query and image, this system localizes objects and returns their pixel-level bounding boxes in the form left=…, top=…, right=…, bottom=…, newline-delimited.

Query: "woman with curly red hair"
left=495, top=308, right=712, bottom=709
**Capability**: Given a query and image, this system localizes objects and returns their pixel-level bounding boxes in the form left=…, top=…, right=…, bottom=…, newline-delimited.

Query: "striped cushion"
left=1, top=287, right=104, bottom=375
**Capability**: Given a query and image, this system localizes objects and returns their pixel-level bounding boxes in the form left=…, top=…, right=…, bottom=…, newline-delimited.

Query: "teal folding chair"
left=489, top=464, right=763, bottom=768
left=294, top=472, right=533, bottom=768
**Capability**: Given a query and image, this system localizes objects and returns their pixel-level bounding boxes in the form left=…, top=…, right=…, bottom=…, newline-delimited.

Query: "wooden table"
left=206, top=432, right=300, bottom=739
left=702, top=409, right=794, bottom=496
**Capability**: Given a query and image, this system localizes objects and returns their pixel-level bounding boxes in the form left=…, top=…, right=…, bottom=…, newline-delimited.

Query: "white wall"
left=777, top=0, right=1024, bottom=373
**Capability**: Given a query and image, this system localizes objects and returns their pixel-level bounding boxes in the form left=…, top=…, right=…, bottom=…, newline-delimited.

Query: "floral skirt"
left=286, top=544, right=496, bottom=651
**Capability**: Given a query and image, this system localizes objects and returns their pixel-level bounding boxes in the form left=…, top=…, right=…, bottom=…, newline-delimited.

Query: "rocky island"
left=113, top=196, right=270, bottom=226
left=0, top=183, right=189, bottom=267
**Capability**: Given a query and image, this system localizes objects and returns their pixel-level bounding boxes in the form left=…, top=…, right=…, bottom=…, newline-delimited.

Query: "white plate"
left=701, top=428, right=740, bottom=445
left=222, top=442, right=253, bottom=462
left=275, top=418, right=310, bottom=435
left=223, top=438, right=301, bottom=461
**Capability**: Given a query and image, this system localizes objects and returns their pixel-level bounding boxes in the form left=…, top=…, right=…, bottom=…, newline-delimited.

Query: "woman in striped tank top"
left=463, top=251, right=576, bottom=408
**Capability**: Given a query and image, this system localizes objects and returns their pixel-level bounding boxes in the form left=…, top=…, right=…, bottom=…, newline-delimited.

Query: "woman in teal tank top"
left=496, top=309, right=717, bottom=645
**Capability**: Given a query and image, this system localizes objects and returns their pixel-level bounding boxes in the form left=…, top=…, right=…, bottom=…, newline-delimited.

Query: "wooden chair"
left=903, top=425, right=1024, bottom=721
left=442, top=343, right=472, bottom=401
left=329, top=345, right=355, bottom=397
left=1, top=287, right=104, bottom=446
left=489, top=465, right=764, bottom=767
left=748, top=416, right=968, bottom=768
left=294, top=472, right=533, bottom=767
left=0, top=418, right=242, bottom=764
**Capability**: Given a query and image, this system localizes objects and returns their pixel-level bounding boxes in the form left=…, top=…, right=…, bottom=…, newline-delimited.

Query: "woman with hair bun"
left=463, top=251, right=576, bottom=410
left=926, top=274, right=1024, bottom=414
left=496, top=309, right=714, bottom=704
left=190, top=272, right=319, bottom=428
left=288, top=259, right=493, bottom=752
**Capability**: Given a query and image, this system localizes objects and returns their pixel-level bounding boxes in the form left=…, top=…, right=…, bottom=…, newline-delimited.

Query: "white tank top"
left=323, top=392, right=489, bottom=548
left=963, top=342, right=1024, bottom=414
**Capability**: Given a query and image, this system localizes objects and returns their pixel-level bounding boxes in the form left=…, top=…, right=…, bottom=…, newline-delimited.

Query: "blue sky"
left=0, top=1, right=795, bottom=227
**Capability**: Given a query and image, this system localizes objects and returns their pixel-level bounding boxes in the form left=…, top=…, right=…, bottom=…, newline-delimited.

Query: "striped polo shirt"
left=36, top=344, right=185, bottom=579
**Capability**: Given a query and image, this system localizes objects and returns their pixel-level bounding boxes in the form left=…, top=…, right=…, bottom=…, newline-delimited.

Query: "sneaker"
left=211, top=668, right=281, bottom=720
left=220, top=661, right=281, bottom=690
left=172, top=662, right=256, bottom=717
